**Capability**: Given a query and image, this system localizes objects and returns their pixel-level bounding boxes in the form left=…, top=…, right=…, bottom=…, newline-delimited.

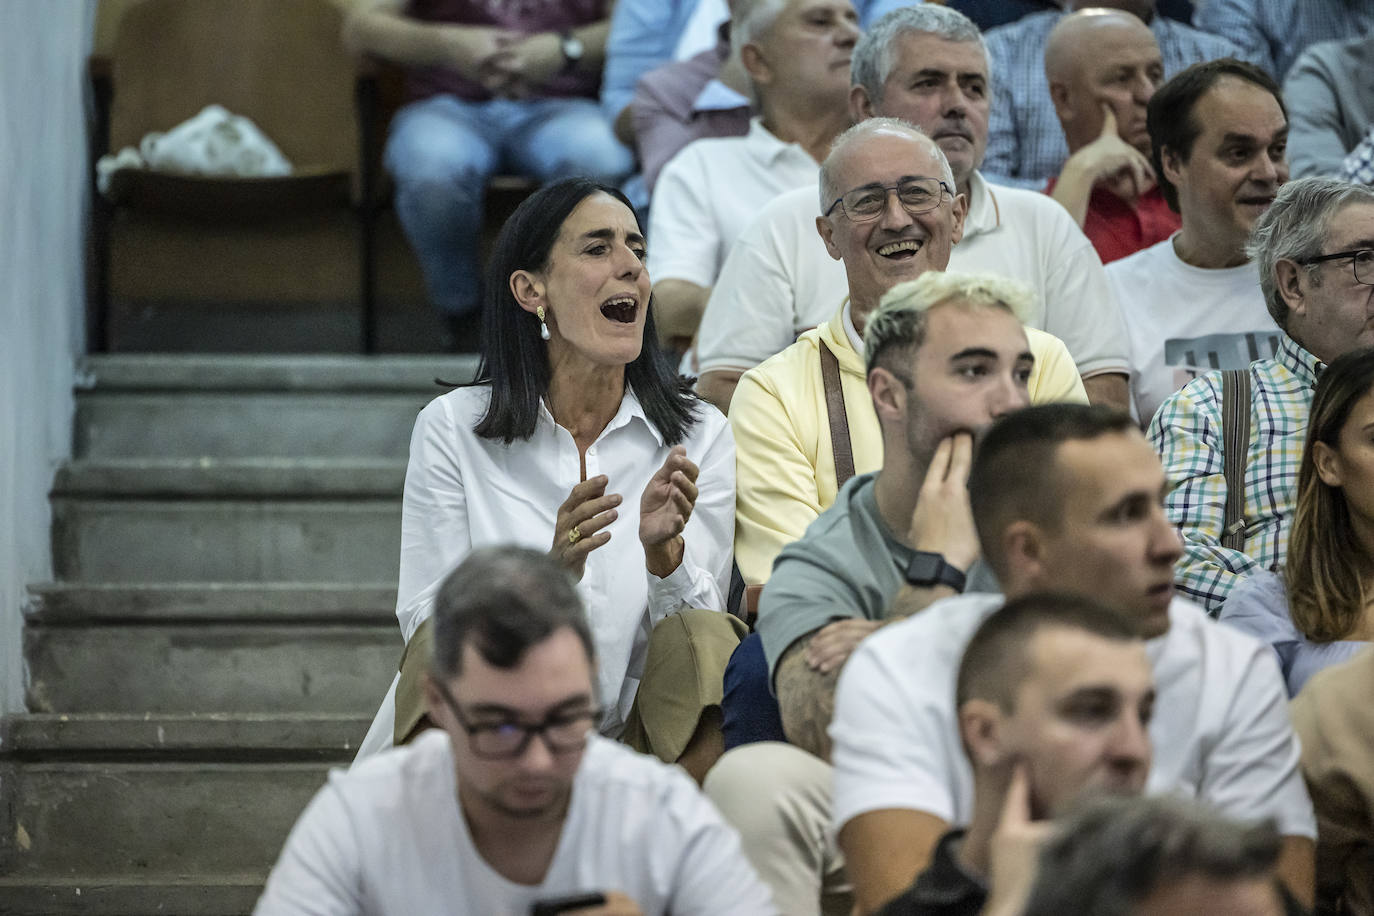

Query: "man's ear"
left=1313, top=440, right=1344, bottom=489
left=816, top=215, right=843, bottom=261
left=510, top=269, right=545, bottom=316
left=1274, top=258, right=1308, bottom=318
left=959, top=699, right=1005, bottom=769
left=1000, top=519, right=1045, bottom=589
left=740, top=41, right=771, bottom=86
left=850, top=83, right=876, bottom=122
left=422, top=674, right=446, bottom=725
left=1047, top=79, right=1073, bottom=124
left=950, top=192, right=969, bottom=246
left=867, top=366, right=907, bottom=426
left=1160, top=143, right=1185, bottom=190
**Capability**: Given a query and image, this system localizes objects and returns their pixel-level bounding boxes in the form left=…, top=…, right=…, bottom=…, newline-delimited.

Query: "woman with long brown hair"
left=1221, top=346, right=1374, bottom=695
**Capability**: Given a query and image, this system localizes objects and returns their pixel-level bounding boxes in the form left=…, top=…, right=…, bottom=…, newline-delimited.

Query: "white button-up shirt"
left=394, top=384, right=736, bottom=737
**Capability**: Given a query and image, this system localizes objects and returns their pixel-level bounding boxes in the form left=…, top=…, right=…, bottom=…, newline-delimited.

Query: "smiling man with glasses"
left=1152, top=176, right=1374, bottom=615
left=255, top=547, right=777, bottom=916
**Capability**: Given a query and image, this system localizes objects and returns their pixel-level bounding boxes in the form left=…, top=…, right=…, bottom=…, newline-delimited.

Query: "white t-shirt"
left=378, top=385, right=734, bottom=744
left=1108, top=235, right=1282, bottom=425
left=829, top=592, right=1316, bottom=839
left=647, top=117, right=821, bottom=290
left=695, top=171, right=1129, bottom=378
left=255, top=731, right=779, bottom=916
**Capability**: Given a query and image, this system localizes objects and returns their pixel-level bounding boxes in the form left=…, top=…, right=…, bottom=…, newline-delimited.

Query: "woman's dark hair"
left=1286, top=347, right=1374, bottom=642
left=471, top=177, right=698, bottom=445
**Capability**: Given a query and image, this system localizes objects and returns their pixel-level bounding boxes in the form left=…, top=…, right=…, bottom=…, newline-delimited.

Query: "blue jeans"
left=721, top=632, right=788, bottom=750
left=384, top=95, right=635, bottom=317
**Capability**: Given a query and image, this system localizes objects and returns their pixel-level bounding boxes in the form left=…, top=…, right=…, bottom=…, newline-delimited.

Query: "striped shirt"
left=982, top=11, right=1248, bottom=189
left=1149, top=334, right=1323, bottom=614
left=1194, top=0, right=1374, bottom=81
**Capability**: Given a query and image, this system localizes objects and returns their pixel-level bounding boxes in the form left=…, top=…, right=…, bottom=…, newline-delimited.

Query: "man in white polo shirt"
left=829, top=403, right=1316, bottom=915
left=648, top=0, right=859, bottom=348
left=255, top=547, right=776, bottom=916
left=1108, top=57, right=1287, bottom=425
left=696, top=4, right=1129, bottom=412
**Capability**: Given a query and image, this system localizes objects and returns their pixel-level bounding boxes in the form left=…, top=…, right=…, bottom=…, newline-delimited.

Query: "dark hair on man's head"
left=956, top=592, right=1139, bottom=711
left=1147, top=58, right=1284, bottom=213
left=430, top=546, right=595, bottom=679
left=471, top=176, right=698, bottom=445
left=1023, top=796, right=1282, bottom=916
left=968, top=404, right=1136, bottom=578
left=1287, top=346, right=1374, bottom=642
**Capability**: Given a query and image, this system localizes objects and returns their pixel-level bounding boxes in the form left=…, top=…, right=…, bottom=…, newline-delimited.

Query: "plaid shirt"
left=1149, top=334, right=1323, bottom=615
left=1194, top=0, right=1374, bottom=80
left=1344, top=125, right=1374, bottom=185
left=982, top=11, right=1248, bottom=189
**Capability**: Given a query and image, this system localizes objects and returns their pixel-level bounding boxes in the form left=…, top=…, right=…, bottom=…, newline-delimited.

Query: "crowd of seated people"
left=251, top=2, right=1374, bottom=913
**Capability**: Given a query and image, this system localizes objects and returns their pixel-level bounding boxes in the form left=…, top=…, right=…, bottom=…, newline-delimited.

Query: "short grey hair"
left=1022, top=796, right=1282, bottom=916
left=732, top=0, right=789, bottom=49
left=1247, top=177, right=1374, bottom=330
left=851, top=5, right=988, bottom=107
left=863, top=270, right=1034, bottom=375
left=818, top=117, right=955, bottom=214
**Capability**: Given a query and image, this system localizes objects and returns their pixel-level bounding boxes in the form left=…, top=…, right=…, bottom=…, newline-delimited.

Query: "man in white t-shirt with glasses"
left=255, top=546, right=776, bottom=916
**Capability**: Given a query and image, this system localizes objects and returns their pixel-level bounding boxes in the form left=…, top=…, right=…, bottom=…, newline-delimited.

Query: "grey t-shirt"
left=755, top=471, right=995, bottom=680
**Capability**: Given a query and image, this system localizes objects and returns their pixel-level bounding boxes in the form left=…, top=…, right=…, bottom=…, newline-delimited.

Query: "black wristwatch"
left=904, top=551, right=967, bottom=592
left=559, top=31, right=584, bottom=72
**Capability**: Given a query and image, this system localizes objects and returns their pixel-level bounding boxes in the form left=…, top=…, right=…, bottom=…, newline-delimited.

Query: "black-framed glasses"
left=824, top=177, right=953, bottom=221
left=1296, top=247, right=1374, bottom=286
left=434, top=680, right=602, bottom=760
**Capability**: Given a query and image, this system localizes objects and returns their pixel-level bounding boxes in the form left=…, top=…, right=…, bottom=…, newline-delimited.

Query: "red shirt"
left=1043, top=179, right=1182, bottom=265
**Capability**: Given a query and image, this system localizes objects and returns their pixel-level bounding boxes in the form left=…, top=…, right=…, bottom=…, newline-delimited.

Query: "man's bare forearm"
left=1082, top=372, right=1130, bottom=412
left=775, top=635, right=838, bottom=761
left=698, top=370, right=743, bottom=414
left=652, top=279, right=710, bottom=344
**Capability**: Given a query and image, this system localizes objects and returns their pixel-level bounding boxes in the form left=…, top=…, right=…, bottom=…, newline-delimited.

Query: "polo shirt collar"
left=745, top=116, right=808, bottom=166
left=961, top=171, right=1000, bottom=241
left=1276, top=333, right=1324, bottom=389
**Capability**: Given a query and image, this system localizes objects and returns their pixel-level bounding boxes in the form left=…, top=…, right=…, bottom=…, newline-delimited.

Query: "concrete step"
left=52, top=457, right=406, bottom=498
left=74, top=353, right=478, bottom=460
left=25, top=620, right=399, bottom=714
left=0, top=714, right=364, bottom=883
left=26, top=582, right=397, bottom=625
left=0, top=876, right=262, bottom=916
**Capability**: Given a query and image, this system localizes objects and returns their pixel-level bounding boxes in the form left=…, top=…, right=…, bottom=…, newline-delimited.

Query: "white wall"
left=0, top=0, right=96, bottom=714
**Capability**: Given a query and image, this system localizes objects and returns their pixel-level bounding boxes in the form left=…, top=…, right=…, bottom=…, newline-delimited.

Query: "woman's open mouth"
left=600, top=296, right=638, bottom=323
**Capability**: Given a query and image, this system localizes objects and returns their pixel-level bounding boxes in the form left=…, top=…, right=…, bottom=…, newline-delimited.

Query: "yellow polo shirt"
left=730, top=305, right=1088, bottom=585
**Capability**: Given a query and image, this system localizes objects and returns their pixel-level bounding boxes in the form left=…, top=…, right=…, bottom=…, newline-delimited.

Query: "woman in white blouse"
left=357, top=178, right=736, bottom=759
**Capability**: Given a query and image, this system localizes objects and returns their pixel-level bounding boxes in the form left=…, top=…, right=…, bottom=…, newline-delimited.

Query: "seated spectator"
left=696, top=5, right=1131, bottom=415
left=1193, top=0, right=1374, bottom=82
left=631, top=14, right=753, bottom=196
left=1109, top=58, right=1287, bottom=424
left=343, top=0, right=633, bottom=347
left=1151, top=177, right=1374, bottom=613
left=355, top=178, right=735, bottom=763
left=254, top=547, right=777, bottom=915
left=1220, top=348, right=1374, bottom=695
left=1041, top=9, right=1182, bottom=263
left=876, top=592, right=1156, bottom=916
left=982, top=1, right=1246, bottom=190
left=708, top=269, right=1038, bottom=916
left=1023, top=796, right=1300, bottom=916
left=601, top=0, right=724, bottom=147
left=831, top=404, right=1315, bottom=913
left=1289, top=646, right=1374, bottom=914
left=1284, top=32, right=1374, bottom=179
left=647, top=0, right=859, bottom=348
left=727, top=119, right=1088, bottom=587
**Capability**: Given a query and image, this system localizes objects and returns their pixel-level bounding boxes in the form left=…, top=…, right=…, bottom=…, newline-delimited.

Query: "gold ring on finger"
left=569, top=526, right=583, bottom=545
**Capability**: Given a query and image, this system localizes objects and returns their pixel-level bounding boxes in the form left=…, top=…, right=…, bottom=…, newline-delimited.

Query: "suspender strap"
left=819, top=340, right=856, bottom=488
left=1220, top=368, right=1252, bottom=552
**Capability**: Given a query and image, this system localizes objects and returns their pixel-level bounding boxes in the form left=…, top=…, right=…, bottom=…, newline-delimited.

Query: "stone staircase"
left=0, top=354, right=477, bottom=914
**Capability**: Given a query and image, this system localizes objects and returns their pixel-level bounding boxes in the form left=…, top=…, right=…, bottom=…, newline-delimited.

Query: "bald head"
left=819, top=118, right=954, bottom=213
left=1045, top=9, right=1162, bottom=154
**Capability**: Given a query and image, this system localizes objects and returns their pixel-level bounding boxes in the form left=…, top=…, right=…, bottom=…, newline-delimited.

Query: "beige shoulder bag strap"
left=819, top=340, right=856, bottom=487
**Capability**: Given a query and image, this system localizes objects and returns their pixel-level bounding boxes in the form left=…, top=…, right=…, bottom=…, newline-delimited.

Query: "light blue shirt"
left=1194, top=0, right=1374, bottom=81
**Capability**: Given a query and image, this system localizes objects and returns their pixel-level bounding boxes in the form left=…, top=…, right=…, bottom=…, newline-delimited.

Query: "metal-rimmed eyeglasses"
left=433, top=679, right=602, bottom=760
left=1296, top=247, right=1374, bottom=286
left=824, top=177, right=953, bottom=221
